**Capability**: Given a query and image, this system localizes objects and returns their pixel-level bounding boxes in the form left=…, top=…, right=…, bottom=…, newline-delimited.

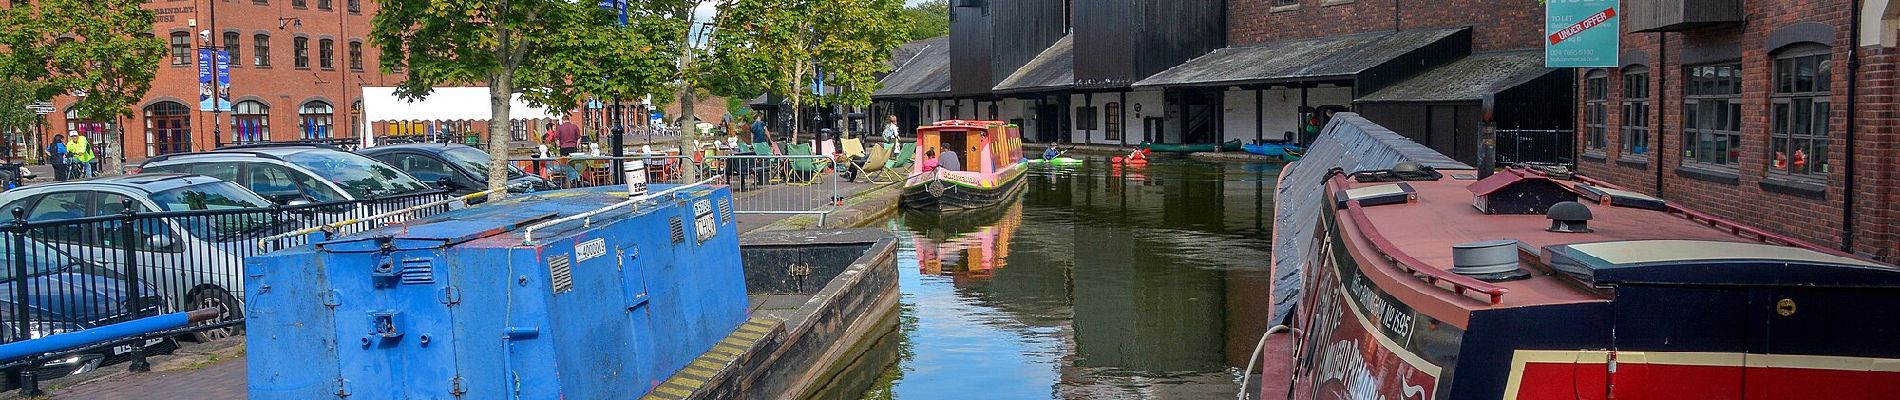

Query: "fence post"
left=121, top=198, right=150, bottom=372
left=10, top=207, right=38, bottom=396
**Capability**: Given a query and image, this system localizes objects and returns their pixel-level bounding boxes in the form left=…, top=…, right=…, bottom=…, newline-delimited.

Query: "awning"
left=1134, top=27, right=1468, bottom=88
left=1356, top=50, right=1556, bottom=103
left=872, top=36, right=951, bottom=100
left=359, top=86, right=567, bottom=147
left=992, top=34, right=1073, bottom=95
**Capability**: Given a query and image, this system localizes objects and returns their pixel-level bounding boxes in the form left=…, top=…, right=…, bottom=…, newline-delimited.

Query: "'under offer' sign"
left=1545, top=0, right=1620, bottom=67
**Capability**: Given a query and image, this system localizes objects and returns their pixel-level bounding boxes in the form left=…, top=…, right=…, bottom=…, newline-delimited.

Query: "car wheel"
left=187, top=287, right=244, bottom=342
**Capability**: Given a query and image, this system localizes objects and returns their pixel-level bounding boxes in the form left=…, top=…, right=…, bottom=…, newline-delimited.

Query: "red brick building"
left=1576, top=0, right=1900, bottom=260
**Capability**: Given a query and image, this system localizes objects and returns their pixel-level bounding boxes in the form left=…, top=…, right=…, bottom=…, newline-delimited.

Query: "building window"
left=1272, top=0, right=1299, bottom=7
left=1583, top=70, right=1607, bottom=152
left=349, top=41, right=363, bottom=71
left=1075, top=106, right=1098, bottom=131
left=291, top=0, right=305, bottom=8
left=232, top=100, right=271, bottom=144
left=317, top=0, right=330, bottom=10
left=254, top=34, right=271, bottom=66
left=348, top=0, right=360, bottom=13
left=254, top=0, right=267, bottom=4
left=293, top=37, right=309, bottom=69
left=300, top=101, right=335, bottom=139
left=1104, top=102, right=1122, bottom=141
left=1770, top=45, right=1832, bottom=177
left=144, top=102, right=192, bottom=156
left=350, top=100, right=362, bottom=138
left=1683, top=63, right=1743, bottom=167
left=319, top=39, right=334, bottom=69
left=169, top=32, right=191, bottom=65
left=223, top=32, right=240, bottom=66
left=64, top=108, right=111, bottom=141
left=1620, top=67, right=1649, bottom=157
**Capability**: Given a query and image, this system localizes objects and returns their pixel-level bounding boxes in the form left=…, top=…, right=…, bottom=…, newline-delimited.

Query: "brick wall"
left=1573, top=1, right=1900, bottom=260
left=1228, top=0, right=1543, bottom=52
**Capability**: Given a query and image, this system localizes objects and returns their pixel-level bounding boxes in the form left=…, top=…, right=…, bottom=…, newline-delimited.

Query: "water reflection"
left=868, top=157, right=1279, bottom=399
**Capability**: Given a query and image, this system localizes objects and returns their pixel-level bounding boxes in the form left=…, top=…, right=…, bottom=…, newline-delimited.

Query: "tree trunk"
left=676, top=20, right=698, bottom=182
left=104, top=117, right=121, bottom=174
left=486, top=73, right=514, bottom=201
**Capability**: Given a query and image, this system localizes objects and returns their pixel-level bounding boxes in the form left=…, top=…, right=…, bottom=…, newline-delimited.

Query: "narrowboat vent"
left=1451, top=240, right=1526, bottom=281
left=1546, top=202, right=1594, bottom=233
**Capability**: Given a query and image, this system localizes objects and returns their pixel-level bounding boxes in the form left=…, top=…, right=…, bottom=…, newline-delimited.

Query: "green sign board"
left=1545, top=0, right=1620, bottom=67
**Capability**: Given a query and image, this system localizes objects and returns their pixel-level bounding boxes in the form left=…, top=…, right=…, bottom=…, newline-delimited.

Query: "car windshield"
left=439, top=146, right=526, bottom=181
left=0, top=240, right=82, bottom=281
left=150, top=181, right=284, bottom=241
left=282, top=151, right=431, bottom=198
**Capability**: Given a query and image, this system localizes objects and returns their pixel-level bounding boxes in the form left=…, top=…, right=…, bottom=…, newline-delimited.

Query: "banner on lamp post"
left=198, top=49, right=232, bottom=112
left=1545, top=0, right=1620, bottom=68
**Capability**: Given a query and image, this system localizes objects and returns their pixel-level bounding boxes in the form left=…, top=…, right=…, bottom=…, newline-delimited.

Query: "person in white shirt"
left=881, top=115, right=900, bottom=142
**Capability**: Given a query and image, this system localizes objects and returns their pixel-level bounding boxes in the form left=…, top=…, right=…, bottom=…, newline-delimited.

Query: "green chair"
left=787, top=143, right=828, bottom=186
left=886, top=143, right=915, bottom=172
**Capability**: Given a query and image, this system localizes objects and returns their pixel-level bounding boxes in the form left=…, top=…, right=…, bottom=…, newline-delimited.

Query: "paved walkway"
left=19, top=175, right=898, bottom=400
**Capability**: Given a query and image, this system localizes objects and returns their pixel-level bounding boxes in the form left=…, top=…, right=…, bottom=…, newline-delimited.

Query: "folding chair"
left=854, top=144, right=897, bottom=184
left=840, top=137, right=865, bottom=160
left=787, top=143, right=829, bottom=186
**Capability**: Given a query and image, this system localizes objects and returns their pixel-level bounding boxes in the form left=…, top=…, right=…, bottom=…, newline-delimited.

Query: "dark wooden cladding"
left=1075, top=0, right=1225, bottom=89
left=1626, top=0, right=1743, bottom=32
left=950, top=0, right=1067, bottom=97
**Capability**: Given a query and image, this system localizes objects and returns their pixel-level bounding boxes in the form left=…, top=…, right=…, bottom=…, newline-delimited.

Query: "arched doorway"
left=144, top=101, right=192, bottom=156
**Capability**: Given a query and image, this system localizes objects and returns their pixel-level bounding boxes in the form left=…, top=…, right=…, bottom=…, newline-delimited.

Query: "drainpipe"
left=1844, top=0, right=1862, bottom=252
left=1656, top=33, right=1667, bottom=197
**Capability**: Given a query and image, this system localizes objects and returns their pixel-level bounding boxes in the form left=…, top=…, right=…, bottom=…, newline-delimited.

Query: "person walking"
left=66, top=133, right=93, bottom=178
left=881, top=115, right=900, bottom=143
left=750, top=115, right=768, bottom=144
left=45, top=134, right=67, bottom=182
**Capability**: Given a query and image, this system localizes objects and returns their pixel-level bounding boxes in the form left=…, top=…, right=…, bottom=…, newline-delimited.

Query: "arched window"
left=300, top=101, right=335, bottom=140
left=144, top=102, right=192, bottom=156
left=232, top=100, right=271, bottom=143
left=350, top=100, right=362, bottom=138
left=1104, top=102, right=1122, bottom=141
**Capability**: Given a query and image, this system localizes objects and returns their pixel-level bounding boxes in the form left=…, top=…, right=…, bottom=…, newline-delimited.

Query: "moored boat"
left=1141, top=139, right=1243, bottom=152
left=1242, top=142, right=1303, bottom=159
left=1259, top=113, right=1900, bottom=399
left=903, top=120, right=1028, bottom=212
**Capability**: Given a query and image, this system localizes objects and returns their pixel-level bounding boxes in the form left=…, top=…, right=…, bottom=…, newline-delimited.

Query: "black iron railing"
left=0, top=189, right=450, bottom=394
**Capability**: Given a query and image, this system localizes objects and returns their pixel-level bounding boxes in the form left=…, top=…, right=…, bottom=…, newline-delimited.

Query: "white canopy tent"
left=359, top=86, right=567, bottom=147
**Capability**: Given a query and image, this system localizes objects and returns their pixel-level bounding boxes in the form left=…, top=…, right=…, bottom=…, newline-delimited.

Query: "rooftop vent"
left=1451, top=239, right=1530, bottom=281
left=1547, top=201, right=1594, bottom=233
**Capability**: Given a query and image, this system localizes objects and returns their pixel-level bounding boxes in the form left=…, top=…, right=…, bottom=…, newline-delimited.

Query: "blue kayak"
left=1243, top=142, right=1304, bottom=158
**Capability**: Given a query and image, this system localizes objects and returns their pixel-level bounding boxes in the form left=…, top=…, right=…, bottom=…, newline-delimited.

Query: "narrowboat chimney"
left=1546, top=201, right=1594, bottom=233
left=1451, top=239, right=1522, bottom=278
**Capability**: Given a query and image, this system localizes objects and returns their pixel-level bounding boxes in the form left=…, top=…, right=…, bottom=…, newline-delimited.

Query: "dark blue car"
left=0, top=237, right=173, bottom=386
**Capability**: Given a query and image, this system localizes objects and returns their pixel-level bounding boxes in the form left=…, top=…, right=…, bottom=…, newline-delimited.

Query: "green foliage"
left=701, top=0, right=908, bottom=139
left=900, top=0, right=948, bottom=41
left=0, top=0, right=165, bottom=167
left=370, top=0, right=682, bottom=193
left=0, top=79, right=45, bottom=143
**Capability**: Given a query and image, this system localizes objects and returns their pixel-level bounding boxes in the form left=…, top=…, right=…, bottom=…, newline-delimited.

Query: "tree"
left=900, top=0, right=948, bottom=41
left=0, top=79, right=45, bottom=159
left=0, top=0, right=165, bottom=172
left=702, top=0, right=908, bottom=143
left=371, top=0, right=680, bottom=197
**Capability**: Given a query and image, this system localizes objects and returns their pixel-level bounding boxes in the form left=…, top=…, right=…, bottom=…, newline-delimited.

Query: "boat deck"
left=1332, top=170, right=1851, bottom=320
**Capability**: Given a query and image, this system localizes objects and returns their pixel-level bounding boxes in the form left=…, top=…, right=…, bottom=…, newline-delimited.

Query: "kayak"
left=1242, top=142, right=1302, bottom=157
left=1029, top=157, right=1084, bottom=165
left=1141, top=139, right=1243, bottom=153
left=1110, top=156, right=1148, bottom=165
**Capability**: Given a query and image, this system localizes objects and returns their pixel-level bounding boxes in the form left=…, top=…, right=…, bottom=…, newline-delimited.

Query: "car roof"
left=141, top=143, right=352, bottom=166
left=11, top=173, right=226, bottom=195
left=357, top=143, right=477, bottom=155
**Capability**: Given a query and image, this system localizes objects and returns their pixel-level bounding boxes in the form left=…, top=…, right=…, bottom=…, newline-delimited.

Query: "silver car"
left=0, top=174, right=293, bottom=341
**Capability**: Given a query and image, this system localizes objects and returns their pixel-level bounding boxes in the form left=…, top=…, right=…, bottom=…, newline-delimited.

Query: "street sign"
left=25, top=101, right=54, bottom=115
left=1545, top=0, right=1620, bottom=68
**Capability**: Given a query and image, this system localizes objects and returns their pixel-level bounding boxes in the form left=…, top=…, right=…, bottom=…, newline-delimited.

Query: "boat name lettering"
left=575, top=238, right=607, bottom=262
left=1315, top=339, right=1392, bottom=400
left=1349, top=274, right=1415, bottom=342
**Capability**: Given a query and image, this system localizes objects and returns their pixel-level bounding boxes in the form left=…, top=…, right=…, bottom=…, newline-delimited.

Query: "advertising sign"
left=1545, top=0, right=1620, bottom=67
left=198, top=49, right=232, bottom=112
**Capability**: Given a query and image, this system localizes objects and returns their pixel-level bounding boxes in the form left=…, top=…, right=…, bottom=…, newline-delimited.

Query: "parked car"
left=0, top=236, right=175, bottom=387
left=356, top=143, right=553, bottom=202
left=0, top=174, right=299, bottom=342
left=135, top=143, right=445, bottom=208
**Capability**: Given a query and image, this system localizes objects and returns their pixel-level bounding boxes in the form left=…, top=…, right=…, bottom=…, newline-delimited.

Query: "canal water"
left=859, top=157, right=1281, bottom=399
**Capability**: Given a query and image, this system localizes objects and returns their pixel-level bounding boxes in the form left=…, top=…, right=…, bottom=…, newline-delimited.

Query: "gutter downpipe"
left=1657, top=33, right=1667, bottom=197
left=1845, top=0, right=1862, bottom=252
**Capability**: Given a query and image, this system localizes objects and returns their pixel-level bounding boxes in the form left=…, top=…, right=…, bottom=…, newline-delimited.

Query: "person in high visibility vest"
left=66, top=132, right=93, bottom=178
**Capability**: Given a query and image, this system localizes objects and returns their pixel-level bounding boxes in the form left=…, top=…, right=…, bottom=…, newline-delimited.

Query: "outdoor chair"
left=853, top=144, right=897, bottom=184
left=884, top=143, right=915, bottom=181
left=841, top=137, right=866, bottom=161
left=787, top=143, right=829, bottom=186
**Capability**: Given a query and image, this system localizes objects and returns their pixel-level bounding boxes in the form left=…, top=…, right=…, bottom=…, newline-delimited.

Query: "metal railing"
left=0, top=189, right=452, bottom=394
left=1497, top=129, right=1575, bottom=167
left=511, top=152, right=851, bottom=225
